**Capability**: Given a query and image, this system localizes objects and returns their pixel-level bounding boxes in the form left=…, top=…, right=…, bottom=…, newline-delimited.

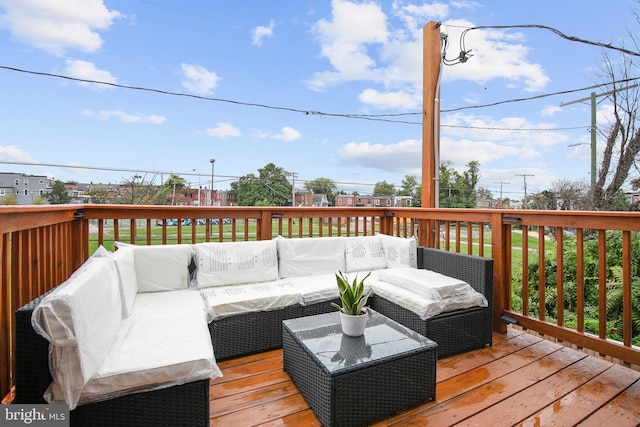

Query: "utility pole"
left=516, top=174, right=534, bottom=208
left=289, top=172, right=298, bottom=207
left=209, top=159, right=215, bottom=206
left=560, top=84, right=638, bottom=189
left=494, top=181, right=509, bottom=205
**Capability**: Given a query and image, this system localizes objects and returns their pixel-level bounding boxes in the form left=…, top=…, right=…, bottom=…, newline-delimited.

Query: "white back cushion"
left=344, top=235, right=387, bottom=272
left=194, top=240, right=278, bottom=288
left=32, top=252, right=122, bottom=409
left=378, top=234, right=418, bottom=268
left=132, top=244, right=192, bottom=293
left=112, top=245, right=137, bottom=318
left=277, top=236, right=345, bottom=278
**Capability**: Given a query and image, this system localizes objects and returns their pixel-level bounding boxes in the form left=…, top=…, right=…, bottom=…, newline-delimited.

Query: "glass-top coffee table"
left=282, top=309, right=437, bottom=427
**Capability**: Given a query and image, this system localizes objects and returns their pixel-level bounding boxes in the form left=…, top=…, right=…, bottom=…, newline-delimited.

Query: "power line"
left=445, top=24, right=640, bottom=64
left=1, top=66, right=637, bottom=131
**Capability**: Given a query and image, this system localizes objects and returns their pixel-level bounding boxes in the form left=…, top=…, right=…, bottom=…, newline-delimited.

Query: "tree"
left=0, top=193, right=18, bottom=205
left=373, top=180, right=395, bottom=196
left=439, top=160, right=481, bottom=208
left=86, top=189, right=110, bottom=204
left=45, top=180, right=71, bottom=204
left=304, top=177, right=338, bottom=204
left=230, top=163, right=292, bottom=206
left=591, top=35, right=640, bottom=210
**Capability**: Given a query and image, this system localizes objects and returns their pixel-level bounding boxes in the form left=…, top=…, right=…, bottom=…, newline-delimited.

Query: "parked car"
left=157, top=219, right=178, bottom=226
left=181, top=219, right=192, bottom=226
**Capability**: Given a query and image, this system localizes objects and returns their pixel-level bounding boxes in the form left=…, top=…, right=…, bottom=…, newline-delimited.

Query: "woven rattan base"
left=283, top=311, right=437, bottom=427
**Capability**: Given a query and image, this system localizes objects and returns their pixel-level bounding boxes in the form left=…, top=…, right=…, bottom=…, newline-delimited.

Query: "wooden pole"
left=421, top=21, right=441, bottom=246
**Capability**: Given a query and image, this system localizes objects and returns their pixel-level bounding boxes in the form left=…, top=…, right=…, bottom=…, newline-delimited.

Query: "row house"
left=334, top=194, right=413, bottom=207
left=0, top=172, right=51, bottom=204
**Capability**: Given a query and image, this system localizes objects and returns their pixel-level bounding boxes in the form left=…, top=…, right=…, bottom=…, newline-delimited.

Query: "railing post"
left=72, top=209, right=88, bottom=270
left=0, top=234, right=9, bottom=401
left=491, top=212, right=509, bottom=333
left=259, top=210, right=272, bottom=241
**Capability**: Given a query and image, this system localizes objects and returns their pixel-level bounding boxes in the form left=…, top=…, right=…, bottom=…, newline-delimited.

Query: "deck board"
left=210, top=328, right=640, bottom=427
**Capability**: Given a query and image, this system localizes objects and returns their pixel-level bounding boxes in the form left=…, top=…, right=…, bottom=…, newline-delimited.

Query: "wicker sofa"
left=14, top=235, right=493, bottom=426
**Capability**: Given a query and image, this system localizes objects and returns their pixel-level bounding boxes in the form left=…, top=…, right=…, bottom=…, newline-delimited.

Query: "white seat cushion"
left=32, top=250, right=122, bottom=409
left=276, top=236, right=346, bottom=278
left=372, top=280, right=445, bottom=320
left=131, top=244, right=192, bottom=293
left=72, top=308, right=221, bottom=404
left=288, top=272, right=376, bottom=305
left=344, top=235, right=387, bottom=273
left=377, top=267, right=469, bottom=298
left=200, top=280, right=300, bottom=319
left=194, top=240, right=279, bottom=288
left=112, top=245, right=138, bottom=318
left=378, top=234, right=417, bottom=268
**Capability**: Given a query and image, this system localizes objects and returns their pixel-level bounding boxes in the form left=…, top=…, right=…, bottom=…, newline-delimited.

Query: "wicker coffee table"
left=282, top=309, right=437, bottom=427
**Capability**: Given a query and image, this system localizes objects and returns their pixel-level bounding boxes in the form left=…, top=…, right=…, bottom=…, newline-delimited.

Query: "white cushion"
left=377, top=267, right=470, bottom=298
left=194, top=240, right=278, bottom=288
left=288, top=272, right=375, bottom=305
left=132, top=244, right=192, bottom=293
left=131, top=289, right=207, bottom=314
left=200, top=280, right=299, bottom=319
left=32, top=252, right=122, bottom=409
left=112, top=246, right=137, bottom=318
left=276, top=236, right=345, bottom=278
left=378, top=234, right=417, bottom=268
left=372, top=280, right=444, bottom=320
left=66, top=308, right=221, bottom=404
left=344, top=235, right=387, bottom=273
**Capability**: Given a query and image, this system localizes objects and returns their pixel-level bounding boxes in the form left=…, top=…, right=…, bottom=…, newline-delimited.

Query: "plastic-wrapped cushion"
left=373, top=268, right=489, bottom=320
left=194, top=240, right=278, bottom=288
left=68, top=308, right=222, bottom=405
left=377, top=267, right=471, bottom=298
left=112, top=245, right=137, bottom=318
left=31, top=250, right=122, bottom=409
left=344, top=235, right=387, bottom=273
left=378, top=234, right=418, bottom=268
left=200, top=280, right=299, bottom=319
left=276, top=236, right=345, bottom=278
left=132, top=244, right=192, bottom=293
left=372, top=280, right=444, bottom=320
left=287, top=272, right=377, bottom=305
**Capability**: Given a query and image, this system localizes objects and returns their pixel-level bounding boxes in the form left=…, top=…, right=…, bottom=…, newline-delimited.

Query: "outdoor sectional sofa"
left=14, top=234, right=493, bottom=427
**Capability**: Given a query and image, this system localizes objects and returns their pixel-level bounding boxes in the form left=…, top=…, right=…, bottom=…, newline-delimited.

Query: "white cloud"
left=307, top=3, right=550, bottom=109
left=180, top=64, right=220, bottom=95
left=541, top=105, right=562, bottom=117
left=0, top=0, right=122, bottom=55
left=439, top=20, right=550, bottom=92
left=337, top=139, right=421, bottom=174
left=271, top=126, right=301, bottom=142
left=358, top=88, right=419, bottom=109
left=65, top=59, right=117, bottom=90
left=205, top=122, right=241, bottom=138
left=83, top=109, right=166, bottom=124
left=0, top=145, right=35, bottom=162
left=252, top=20, right=275, bottom=46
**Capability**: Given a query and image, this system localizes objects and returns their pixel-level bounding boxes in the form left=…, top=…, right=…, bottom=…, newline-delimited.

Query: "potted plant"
left=331, top=271, right=372, bottom=337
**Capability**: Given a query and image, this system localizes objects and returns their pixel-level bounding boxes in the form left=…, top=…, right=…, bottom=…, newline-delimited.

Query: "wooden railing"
left=2, top=205, right=639, bottom=401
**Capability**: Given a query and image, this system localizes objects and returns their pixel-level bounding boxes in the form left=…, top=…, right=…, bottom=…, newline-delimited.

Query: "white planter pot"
left=339, top=309, right=368, bottom=337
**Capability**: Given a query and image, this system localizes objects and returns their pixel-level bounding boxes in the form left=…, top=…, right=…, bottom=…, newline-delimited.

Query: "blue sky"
left=0, top=0, right=638, bottom=201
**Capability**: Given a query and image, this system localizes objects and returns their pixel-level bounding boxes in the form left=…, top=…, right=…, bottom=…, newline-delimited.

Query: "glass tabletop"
left=283, top=309, right=437, bottom=375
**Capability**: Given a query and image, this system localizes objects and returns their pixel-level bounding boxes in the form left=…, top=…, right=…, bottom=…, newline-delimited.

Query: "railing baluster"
left=598, top=230, right=607, bottom=340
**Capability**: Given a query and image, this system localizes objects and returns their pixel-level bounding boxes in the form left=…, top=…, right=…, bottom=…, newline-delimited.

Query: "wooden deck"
left=210, top=327, right=640, bottom=427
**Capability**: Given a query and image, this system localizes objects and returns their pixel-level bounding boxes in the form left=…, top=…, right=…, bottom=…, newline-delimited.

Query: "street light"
left=193, top=169, right=201, bottom=206
left=209, top=159, right=215, bottom=206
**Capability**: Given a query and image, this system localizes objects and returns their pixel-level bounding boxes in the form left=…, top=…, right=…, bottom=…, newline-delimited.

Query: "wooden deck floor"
left=210, top=328, right=640, bottom=426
